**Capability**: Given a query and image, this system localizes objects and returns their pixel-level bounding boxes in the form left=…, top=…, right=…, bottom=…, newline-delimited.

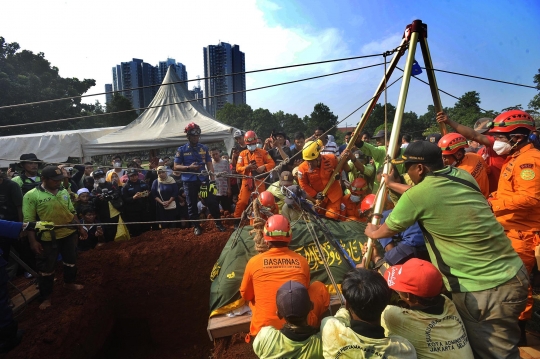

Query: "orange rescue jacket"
left=297, top=154, right=342, bottom=203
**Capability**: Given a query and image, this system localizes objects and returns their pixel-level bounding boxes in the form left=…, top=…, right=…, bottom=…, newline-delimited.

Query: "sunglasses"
left=188, top=129, right=201, bottom=136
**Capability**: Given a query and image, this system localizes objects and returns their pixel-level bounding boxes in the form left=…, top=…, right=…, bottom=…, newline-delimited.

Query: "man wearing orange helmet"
left=240, top=215, right=330, bottom=339
left=437, top=112, right=506, bottom=192
left=234, top=131, right=275, bottom=219
left=174, top=122, right=225, bottom=235
left=437, top=133, right=490, bottom=198
left=487, top=110, right=540, bottom=345
left=341, top=178, right=369, bottom=222
left=297, top=139, right=343, bottom=220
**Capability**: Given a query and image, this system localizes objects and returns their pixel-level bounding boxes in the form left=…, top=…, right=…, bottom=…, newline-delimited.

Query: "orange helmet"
left=350, top=178, right=368, bottom=195
left=489, top=110, right=535, bottom=134
left=438, top=133, right=468, bottom=155
left=244, top=130, right=258, bottom=145
left=360, top=194, right=376, bottom=213
left=259, top=191, right=276, bottom=208
left=264, top=215, right=292, bottom=242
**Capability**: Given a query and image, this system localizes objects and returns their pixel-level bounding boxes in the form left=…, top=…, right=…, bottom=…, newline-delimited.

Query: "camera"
left=65, top=167, right=74, bottom=175
left=101, top=188, right=112, bottom=200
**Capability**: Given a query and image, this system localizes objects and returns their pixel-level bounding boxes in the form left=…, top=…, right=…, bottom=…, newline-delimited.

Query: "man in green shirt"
left=23, top=166, right=87, bottom=310
left=253, top=280, right=323, bottom=359
left=364, top=141, right=527, bottom=358
left=12, top=153, right=42, bottom=195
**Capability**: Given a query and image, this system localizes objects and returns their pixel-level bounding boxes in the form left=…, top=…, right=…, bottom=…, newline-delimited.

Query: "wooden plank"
left=207, top=297, right=343, bottom=340
left=11, top=284, right=39, bottom=312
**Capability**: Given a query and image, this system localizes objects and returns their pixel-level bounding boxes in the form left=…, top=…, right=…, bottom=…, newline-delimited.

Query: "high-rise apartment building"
left=111, top=58, right=188, bottom=111
left=105, top=84, right=113, bottom=104
left=158, top=58, right=188, bottom=85
left=203, top=42, right=246, bottom=117
left=189, top=85, right=204, bottom=107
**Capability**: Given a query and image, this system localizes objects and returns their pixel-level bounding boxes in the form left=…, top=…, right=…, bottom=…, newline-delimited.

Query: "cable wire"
left=0, top=63, right=385, bottom=129
left=0, top=53, right=386, bottom=110
left=423, top=67, right=537, bottom=89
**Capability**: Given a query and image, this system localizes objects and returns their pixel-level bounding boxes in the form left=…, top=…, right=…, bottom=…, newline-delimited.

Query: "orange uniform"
left=491, top=143, right=540, bottom=320
left=234, top=148, right=275, bottom=218
left=297, top=154, right=343, bottom=220
left=458, top=152, right=490, bottom=198
left=340, top=193, right=366, bottom=222
left=240, top=247, right=330, bottom=336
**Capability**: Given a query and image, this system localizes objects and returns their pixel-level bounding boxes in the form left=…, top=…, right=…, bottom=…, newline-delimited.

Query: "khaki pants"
left=452, top=265, right=528, bottom=359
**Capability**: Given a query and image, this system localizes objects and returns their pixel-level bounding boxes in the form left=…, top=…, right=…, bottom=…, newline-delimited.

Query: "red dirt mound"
left=5, top=224, right=232, bottom=359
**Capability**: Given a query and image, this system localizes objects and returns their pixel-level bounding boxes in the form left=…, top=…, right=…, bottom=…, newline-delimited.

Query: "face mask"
left=256, top=143, right=263, bottom=149
left=492, top=140, right=512, bottom=156
left=98, top=178, right=106, bottom=184
left=247, top=144, right=257, bottom=151
left=113, top=162, right=121, bottom=168
left=350, top=194, right=361, bottom=203
left=354, top=154, right=360, bottom=159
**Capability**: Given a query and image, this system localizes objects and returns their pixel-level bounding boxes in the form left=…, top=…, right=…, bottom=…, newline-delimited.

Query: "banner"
left=209, top=219, right=368, bottom=316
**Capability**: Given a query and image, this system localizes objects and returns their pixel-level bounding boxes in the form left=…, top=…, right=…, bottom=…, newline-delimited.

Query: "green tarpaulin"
left=209, top=219, right=369, bottom=316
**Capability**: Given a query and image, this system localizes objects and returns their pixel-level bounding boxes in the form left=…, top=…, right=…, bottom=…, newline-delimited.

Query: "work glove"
left=316, top=192, right=325, bottom=201
left=208, top=181, right=218, bottom=196
left=199, top=184, right=209, bottom=198
left=26, top=221, right=55, bottom=233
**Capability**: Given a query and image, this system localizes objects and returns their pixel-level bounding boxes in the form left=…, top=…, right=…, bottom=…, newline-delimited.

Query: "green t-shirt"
left=381, top=295, right=474, bottom=359
left=253, top=326, right=323, bottom=359
left=23, top=186, right=76, bottom=241
left=321, top=308, right=416, bottom=359
left=385, top=166, right=522, bottom=292
left=266, top=180, right=286, bottom=213
left=360, top=142, right=405, bottom=193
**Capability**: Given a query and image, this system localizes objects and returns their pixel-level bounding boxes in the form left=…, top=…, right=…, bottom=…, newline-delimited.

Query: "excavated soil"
left=4, top=219, right=254, bottom=359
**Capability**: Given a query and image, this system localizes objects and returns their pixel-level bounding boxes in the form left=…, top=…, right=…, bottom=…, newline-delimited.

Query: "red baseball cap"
left=384, top=258, right=443, bottom=298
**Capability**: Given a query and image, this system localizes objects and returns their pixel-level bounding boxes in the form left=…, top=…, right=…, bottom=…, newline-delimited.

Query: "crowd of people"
left=0, top=109, right=538, bottom=357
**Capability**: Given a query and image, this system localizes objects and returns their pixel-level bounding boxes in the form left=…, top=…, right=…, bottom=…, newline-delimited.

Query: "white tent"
left=0, top=126, right=122, bottom=168
left=82, top=66, right=236, bottom=157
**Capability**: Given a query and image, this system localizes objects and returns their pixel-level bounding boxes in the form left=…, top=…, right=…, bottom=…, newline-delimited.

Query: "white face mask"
left=113, top=162, right=121, bottom=168
left=247, top=144, right=257, bottom=151
left=98, top=178, right=106, bottom=184
left=492, top=140, right=512, bottom=156
left=350, top=194, right=361, bottom=203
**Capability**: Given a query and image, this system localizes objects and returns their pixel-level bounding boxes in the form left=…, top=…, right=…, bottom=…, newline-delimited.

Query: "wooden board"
left=207, top=296, right=343, bottom=341
left=11, top=284, right=40, bottom=312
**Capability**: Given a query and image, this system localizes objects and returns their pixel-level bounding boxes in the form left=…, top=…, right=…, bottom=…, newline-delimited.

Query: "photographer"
left=91, top=169, right=124, bottom=242
left=121, top=169, right=150, bottom=237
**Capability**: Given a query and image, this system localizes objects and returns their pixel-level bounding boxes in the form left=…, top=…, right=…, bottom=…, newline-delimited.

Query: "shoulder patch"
left=520, top=163, right=534, bottom=169
left=175, top=151, right=181, bottom=158
left=520, top=169, right=536, bottom=181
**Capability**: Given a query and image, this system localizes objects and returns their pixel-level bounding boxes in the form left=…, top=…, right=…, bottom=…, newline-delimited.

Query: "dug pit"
left=5, top=223, right=256, bottom=359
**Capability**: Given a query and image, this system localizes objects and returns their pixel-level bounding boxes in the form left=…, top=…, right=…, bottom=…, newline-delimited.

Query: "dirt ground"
left=4, top=219, right=236, bottom=359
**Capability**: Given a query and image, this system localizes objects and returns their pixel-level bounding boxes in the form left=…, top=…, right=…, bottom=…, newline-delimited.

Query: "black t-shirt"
left=78, top=222, right=99, bottom=251
left=0, top=179, right=23, bottom=221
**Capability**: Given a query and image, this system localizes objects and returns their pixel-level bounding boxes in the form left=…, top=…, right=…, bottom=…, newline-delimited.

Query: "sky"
left=1, top=0, right=539, bottom=129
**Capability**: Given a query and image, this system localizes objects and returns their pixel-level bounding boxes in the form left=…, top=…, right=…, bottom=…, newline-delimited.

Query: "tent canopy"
left=0, top=126, right=122, bottom=168
left=83, top=66, right=236, bottom=157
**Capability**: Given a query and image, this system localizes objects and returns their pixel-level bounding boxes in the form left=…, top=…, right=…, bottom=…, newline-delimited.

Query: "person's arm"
left=71, top=214, right=87, bottom=240
left=297, top=167, right=318, bottom=199
left=436, top=112, right=491, bottom=146
left=274, top=143, right=289, bottom=161
left=206, top=161, right=215, bottom=181
left=236, top=151, right=249, bottom=175
left=364, top=222, right=399, bottom=239
left=490, top=166, right=540, bottom=213
left=359, top=141, right=386, bottom=164
left=262, top=150, right=276, bottom=172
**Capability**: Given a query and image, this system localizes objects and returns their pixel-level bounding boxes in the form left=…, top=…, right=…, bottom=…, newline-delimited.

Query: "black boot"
left=0, top=321, right=23, bottom=353
left=518, top=320, right=528, bottom=347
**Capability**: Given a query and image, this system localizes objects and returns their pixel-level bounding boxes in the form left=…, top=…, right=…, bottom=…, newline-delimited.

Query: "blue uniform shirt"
left=379, top=210, right=426, bottom=249
left=174, top=142, right=212, bottom=182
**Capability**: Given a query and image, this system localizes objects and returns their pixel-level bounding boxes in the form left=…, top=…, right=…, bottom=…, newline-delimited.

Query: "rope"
left=423, top=67, right=536, bottom=89
left=52, top=217, right=239, bottom=228
left=384, top=53, right=389, bottom=149
left=0, top=63, right=385, bottom=129
left=0, top=53, right=387, bottom=110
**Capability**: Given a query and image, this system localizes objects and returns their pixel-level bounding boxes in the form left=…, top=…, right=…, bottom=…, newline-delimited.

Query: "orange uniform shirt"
left=236, top=148, right=275, bottom=176
left=240, top=247, right=310, bottom=336
left=297, top=154, right=342, bottom=204
left=341, top=193, right=366, bottom=222
left=458, top=152, right=490, bottom=198
left=490, top=144, right=540, bottom=232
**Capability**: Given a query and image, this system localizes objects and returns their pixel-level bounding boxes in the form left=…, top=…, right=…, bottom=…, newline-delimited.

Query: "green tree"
left=364, top=103, right=396, bottom=136
left=273, top=110, right=307, bottom=137
left=216, top=103, right=253, bottom=130
left=305, top=103, right=338, bottom=136
left=0, top=36, right=96, bottom=135
left=251, top=108, right=279, bottom=139
left=445, top=91, right=483, bottom=127
left=528, top=68, right=540, bottom=113
left=103, top=93, right=138, bottom=127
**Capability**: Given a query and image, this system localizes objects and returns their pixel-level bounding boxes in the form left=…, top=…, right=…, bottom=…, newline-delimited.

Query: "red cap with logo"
left=384, top=258, right=443, bottom=297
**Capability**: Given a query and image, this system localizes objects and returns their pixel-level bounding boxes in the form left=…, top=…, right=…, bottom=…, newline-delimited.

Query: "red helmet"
left=264, top=215, right=292, bottom=242
left=184, top=122, right=201, bottom=136
left=360, top=194, right=376, bottom=213
left=350, top=178, right=368, bottom=195
left=438, top=133, right=468, bottom=155
left=244, top=130, right=258, bottom=145
left=489, top=110, right=535, bottom=134
left=259, top=191, right=276, bottom=208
